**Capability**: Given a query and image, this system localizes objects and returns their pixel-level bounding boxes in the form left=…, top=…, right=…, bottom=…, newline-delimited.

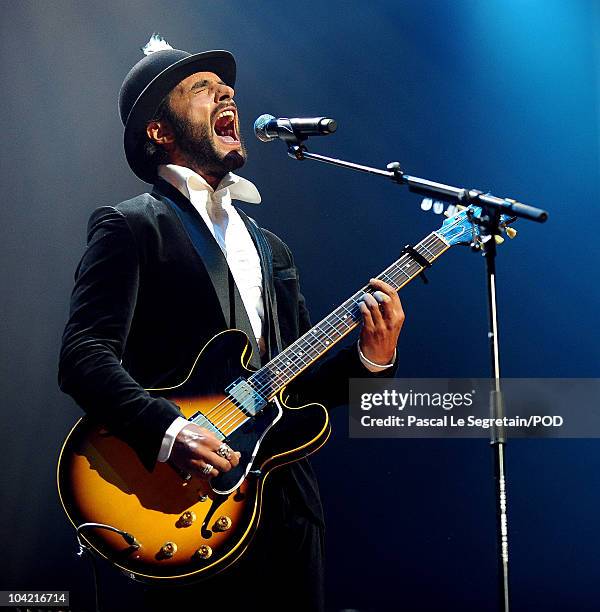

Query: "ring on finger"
left=216, top=443, right=233, bottom=461
left=202, top=463, right=214, bottom=477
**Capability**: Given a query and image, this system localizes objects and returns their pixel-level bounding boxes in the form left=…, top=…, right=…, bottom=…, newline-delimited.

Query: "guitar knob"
left=195, top=545, right=213, bottom=560
left=213, top=516, right=232, bottom=532
left=159, top=541, right=177, bottom=558
left=505, top=227, right=517, bottom=239
left=177, top=511, right=196, bottom=527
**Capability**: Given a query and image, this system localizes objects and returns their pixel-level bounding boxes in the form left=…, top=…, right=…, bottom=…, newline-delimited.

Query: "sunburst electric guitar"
left=57, top=205, right=515, bottom=583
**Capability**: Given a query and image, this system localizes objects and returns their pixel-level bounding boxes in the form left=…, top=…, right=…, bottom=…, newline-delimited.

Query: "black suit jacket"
left=59, top=179, right=395, bottom=522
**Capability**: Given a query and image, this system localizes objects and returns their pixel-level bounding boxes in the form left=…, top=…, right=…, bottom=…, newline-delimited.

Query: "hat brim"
left=124, top=50, right=236, bottom=183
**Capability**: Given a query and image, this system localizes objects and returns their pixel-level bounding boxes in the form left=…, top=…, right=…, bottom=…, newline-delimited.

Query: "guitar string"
left=248, top=238, right=446, bottom=398
left=206, top=265, right=440, bottom=435
left=204, top=232, right=450, bottom=435
left=201, top=232, right=451, bottom=435
left=203, top=232, right=451, bottom=435
left=201, top=211, right=474, bottom=435
left=199, top=233, right=447, bottom=433
left=246, top=232, right=448, bottom=393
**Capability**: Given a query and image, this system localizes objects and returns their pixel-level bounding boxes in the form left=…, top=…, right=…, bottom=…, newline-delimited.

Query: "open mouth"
left=213, top=108, right=240, bottom=145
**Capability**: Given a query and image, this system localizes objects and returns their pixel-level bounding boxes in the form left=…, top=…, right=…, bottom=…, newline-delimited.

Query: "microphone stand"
left=286, top=143, right=547, bottom=222
left=285, top=140, right=548, bottom=612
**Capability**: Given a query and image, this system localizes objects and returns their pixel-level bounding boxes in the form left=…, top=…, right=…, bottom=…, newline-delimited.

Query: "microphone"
left=254, top=114, right=337, bottom=142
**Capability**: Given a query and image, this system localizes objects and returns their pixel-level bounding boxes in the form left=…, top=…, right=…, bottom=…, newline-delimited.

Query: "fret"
left=290, top=344, right=311, bottom=366
left=397, top=266, right=411, bottom=280
left=309, top=329, right=329, bottom=349
left=416, top=245, right=433, bottom=261
left=324, top=312, right=354, bottom=340
left=283, top=362, right=300, bottom=378
left=345, top=295, right=361, bottom=305
left=380, top=271, right=396, bottom=287
left=296, top=335, right=316, bottom=358
left=332, top=308, right=354, bottom=330
left=384, top=258, right=415, bottom=285
left=381, top=233, right=446, bottom=289
left=292, top=336, right=322, bottom=364
left=339, top=302, right=359, bottom=322
left=425, top=233, right=448, bottom=257
left=421, top=243, right=435, bottom=258
left=320, top=315, right=345, bottom=339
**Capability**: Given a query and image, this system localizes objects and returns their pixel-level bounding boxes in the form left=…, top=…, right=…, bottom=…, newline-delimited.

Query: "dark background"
left=1, top=1, right=599, bottom=610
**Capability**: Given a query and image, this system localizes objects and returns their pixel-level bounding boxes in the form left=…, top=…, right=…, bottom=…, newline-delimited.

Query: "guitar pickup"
left=225, top=378, right=267, bottom=416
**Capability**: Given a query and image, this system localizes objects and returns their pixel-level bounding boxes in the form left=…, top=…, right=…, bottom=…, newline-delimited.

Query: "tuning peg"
left=443, top=204, right=457, bottom=218
left=494, top=235, right=505, bottom=245
left=420, top=198, right=433, bottom=211
left=505, top=227, right=517, bottom=239
left=433, top=201, right=444, bottom=214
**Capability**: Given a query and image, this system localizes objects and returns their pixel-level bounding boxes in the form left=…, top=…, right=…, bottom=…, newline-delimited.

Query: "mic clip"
left=287, top=142, right=308, bottom=160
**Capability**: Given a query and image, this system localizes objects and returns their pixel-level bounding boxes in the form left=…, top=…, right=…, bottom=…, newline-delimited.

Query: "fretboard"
left=247, top=231, right=450, bottom=399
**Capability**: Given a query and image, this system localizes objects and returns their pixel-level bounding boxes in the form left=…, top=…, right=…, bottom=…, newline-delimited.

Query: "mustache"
left=212, top=101, right=238, bottom=120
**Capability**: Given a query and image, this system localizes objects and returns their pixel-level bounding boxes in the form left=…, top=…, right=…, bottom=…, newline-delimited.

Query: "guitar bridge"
left=225, top=378, right=267, bottom=416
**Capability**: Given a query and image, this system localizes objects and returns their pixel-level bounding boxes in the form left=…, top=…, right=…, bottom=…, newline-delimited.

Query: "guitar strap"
left=236, top=208, right=282, bottom=361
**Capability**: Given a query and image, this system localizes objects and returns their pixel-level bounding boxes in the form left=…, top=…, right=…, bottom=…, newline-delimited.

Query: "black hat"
left=119, top=35, right=236, bottom=183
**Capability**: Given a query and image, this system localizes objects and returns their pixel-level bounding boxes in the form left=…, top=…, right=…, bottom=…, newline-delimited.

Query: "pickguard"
left=211, top=397, right=282, bottom=494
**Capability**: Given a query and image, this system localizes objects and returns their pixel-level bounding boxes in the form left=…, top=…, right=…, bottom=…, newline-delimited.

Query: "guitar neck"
left=248, top=231, right=451, bottom=399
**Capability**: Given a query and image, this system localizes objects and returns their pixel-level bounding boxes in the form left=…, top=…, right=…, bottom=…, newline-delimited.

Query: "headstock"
left=429, top=200, right=518, bottom=248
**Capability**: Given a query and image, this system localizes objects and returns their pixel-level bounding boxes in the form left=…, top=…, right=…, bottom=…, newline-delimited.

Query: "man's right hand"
left=170, top=423, right=240, bottom=479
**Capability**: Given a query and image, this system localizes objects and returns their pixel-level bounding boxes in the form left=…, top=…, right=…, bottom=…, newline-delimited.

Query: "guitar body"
left=57, top=330, right=330, bottom=583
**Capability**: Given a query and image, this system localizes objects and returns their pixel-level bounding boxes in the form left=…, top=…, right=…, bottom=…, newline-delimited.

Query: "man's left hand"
left=358, top=278, right=405, bottom=366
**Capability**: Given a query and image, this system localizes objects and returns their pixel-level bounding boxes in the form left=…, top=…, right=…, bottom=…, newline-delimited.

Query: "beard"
left=167, top=107, right=247, bottom=177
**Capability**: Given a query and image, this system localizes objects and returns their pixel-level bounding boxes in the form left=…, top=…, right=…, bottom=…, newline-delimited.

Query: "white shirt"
left=156, top=164, right=394, bottom=463
left=159, top=164, right=264, bottom=340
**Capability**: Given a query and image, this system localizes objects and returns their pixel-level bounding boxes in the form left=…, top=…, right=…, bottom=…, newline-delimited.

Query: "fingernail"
left=373, top=291, right=390, bottom=303
left=361, top=293, right=375, bottom=305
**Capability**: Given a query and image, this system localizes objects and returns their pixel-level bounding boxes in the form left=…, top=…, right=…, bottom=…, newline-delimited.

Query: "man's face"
left=165, top=70, right=246, bottom=175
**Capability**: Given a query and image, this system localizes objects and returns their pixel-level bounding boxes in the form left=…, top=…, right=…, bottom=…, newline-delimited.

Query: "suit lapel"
left=152, top=179, right=262, bottom=369
left=237, top=207, right=281, bottom=361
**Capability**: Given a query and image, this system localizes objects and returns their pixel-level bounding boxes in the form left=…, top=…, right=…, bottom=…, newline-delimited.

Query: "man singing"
left=59, top=35, right=404, bottom=611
